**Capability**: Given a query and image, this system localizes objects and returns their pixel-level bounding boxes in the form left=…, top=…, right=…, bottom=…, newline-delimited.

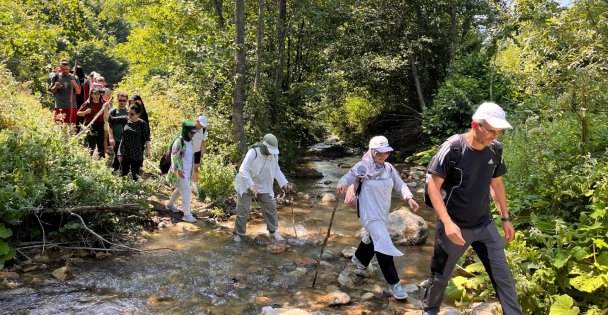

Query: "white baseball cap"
left=263, top=133, right=279, bottom=155
left=196, top=115, right=208, bottom=127
left=369, top=136, right=393, bottom=153
left=472, top=102, right=513, bottom=129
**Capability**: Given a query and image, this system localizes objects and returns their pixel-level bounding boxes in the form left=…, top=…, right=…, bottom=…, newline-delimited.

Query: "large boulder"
left=357, top=207, right=428, bottom=245
left=387, top=208, right=428, bottom=245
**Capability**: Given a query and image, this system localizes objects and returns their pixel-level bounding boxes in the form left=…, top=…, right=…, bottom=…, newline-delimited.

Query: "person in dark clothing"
left=106, top=103, right=151, bottom=180
left=422, top=102, right=522, bottom=315
left=108, top=91, right=130, bottom=171
left=73, top=65, right=86, bottom=134
left=128, top=94, right=149, bottom=125
left=77, top=87, right=108, bottom=158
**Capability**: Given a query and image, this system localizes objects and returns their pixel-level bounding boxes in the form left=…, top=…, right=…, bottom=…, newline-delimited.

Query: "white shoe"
left=351, top=255, right=366, bottom=270
left=389, top=283, right=408, bottom=300
left=233, top=235, right=242, bottom=242
left=166, top=204, right=181, bottom=213
left=182, top=214, right=197, bottom=223
left=270, top=232, right=284, bottom=242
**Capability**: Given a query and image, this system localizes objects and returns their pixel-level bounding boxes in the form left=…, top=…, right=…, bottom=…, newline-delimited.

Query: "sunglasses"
left=478, top=123, right=501, bottom=136
left=128, top=112, right=137, bottom=116
left=118, top=99, right=128, bottom=102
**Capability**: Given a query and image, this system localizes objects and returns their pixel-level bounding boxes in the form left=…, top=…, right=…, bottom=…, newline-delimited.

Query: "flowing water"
left=1, top=156, right=438, bottom=314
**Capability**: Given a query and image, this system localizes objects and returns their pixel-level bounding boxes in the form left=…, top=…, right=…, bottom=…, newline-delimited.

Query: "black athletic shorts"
left=194, top=151, right=201, bottom=164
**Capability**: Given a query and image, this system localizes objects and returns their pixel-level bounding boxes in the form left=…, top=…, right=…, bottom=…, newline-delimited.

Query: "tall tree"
left=233, top=0, right=247, bottom=154
left=254, top=0, right=264, bottom=91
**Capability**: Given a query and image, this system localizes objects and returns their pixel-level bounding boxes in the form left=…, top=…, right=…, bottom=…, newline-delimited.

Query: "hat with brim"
left=262, top=140, right=279, bottom=155
left=472, top=102, right=513, bottom=129
left=375, top=146, right=393, bottom=153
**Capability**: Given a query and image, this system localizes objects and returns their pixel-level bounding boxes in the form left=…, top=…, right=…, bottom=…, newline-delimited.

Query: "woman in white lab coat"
left=337, top=136, right=419, bottom=300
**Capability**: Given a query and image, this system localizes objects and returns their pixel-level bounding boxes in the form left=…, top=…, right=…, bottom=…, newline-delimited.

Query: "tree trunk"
left=274, top=0, right=287, bottom=91
left=233, top=0, right=247, bottom=154
left=211, top=0, right=226, bottom=29
left=410, top=53, right=426, bottom=111
left=450, top=5, right=459, bottom=55
left=254, top=0, right=264, bottom=91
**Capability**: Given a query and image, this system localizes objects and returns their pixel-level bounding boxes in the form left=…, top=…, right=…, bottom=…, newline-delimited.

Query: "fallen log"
left=55, top=204, right=145, bottom=214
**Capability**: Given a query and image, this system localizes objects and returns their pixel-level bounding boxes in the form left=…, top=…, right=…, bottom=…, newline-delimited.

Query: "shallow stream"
left=1, top=156, right=438, bottom=314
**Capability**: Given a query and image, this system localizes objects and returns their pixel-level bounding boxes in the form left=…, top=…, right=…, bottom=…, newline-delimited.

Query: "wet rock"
left=255, top=234, right=273, bottom=245
left=96, top=251, right=113, bottom=259
left=52, top=266, right=73, bottom=281
left=360, top=292, right=375, bottom=301
left=260, top=306, right=311, bottom=315
left=360, top=283, right=384, bottom=295
left=470, top=302, right=501, bottom=315
left=321, top=250, right=335, bottom=260
left=403, top=283, right=419, bottom=294
left=266, top=243, right=291, bottom=254
left=321, top=193, right=336, bottom=203
left=300, top=234, right=323, bottom=246
left=33, top=254, right=50, bottom=263
left=322, top=290, right=351, bottom=306
left=255, top=296, right=274, bottom=304
left=410, top=167, right=427, bottom=180
left=70, top=258, right=87, bottom=265
left=441, top=307, right=463, bottom=315
left=341, top=246, right=357, bottom=258
left=293, top=168, right=324, bottom=179
left=387, top=207, right=428, bottom=245
left=287, top=267, right=308, bottom=278
left=295, top=257, right=317, bottom=267
left=0, top=271, right=19, bottom=280
left=337, top=269, right=362, bottom=289
left=298, top=192, right=312, bottom=200
left=405, top=297, right=424, bottom=309
left=74, top=250, right=90, bottom=258
left=23, top=264, right=42, bottom=272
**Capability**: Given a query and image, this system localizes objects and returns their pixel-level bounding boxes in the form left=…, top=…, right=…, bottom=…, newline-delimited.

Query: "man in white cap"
left=233, top=133, right=295, bottom=242
left=422, top=102, right=522, bottom=315
left=191, top=115, right=209, bottom=195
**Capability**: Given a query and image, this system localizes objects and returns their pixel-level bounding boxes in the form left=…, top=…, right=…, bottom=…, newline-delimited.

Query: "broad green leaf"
left=0, top=240, right=9, bottom=255
left=592, top=238, right=608, bottom=249
left=571, top=247, right=589, bottom=261
left=570, top=274, right=606, bottom=293
left=0, top=224, right=12, bottom=238
left=445, top=276, right=467, bottom=302
left=549, top=294, right=579, bottom=315
left=553, top=251, right=570, bottom=269
left=532, top=200, right=550, bottom=208
left=464, top=262, right=486, bottom=274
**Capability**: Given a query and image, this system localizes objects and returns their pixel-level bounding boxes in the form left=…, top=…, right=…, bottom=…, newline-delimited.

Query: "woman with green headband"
left=166, top=120, right=198, bottom=223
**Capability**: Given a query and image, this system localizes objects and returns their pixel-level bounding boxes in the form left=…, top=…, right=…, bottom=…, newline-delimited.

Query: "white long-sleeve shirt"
left=234, top=147, right=289, bottom=197
left=338, top=162, right=413, bottom=256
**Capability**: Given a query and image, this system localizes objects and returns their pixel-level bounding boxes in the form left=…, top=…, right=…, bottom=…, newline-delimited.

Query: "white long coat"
left=338, top=162, right=413, bottom=256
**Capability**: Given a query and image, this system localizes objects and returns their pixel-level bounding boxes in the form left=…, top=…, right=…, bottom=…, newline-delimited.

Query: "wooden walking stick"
left=76, top=96, right=114, bottom=138
left=282, top=189, right=298, bottom=239
left=311, top=192, right=341, bottom=288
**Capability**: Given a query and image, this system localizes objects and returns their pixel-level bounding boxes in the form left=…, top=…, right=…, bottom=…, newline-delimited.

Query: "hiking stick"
left=282, top=189, right=298, bottom=239
left=311, top=192, right=341, bottom=288
left=76, top=96, right=113, bottom=138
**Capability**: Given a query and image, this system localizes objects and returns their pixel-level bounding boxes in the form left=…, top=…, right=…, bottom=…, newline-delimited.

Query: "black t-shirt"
left=109, top=116, right=150, bottom=161
left=428, top=134, right=507, bottom=228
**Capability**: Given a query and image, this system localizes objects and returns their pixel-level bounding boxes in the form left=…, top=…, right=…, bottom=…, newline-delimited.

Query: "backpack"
left=159, top=136, right=185, bottom=174
left=344, top=163, right=394, bottom=218
left=423, top=135, right=502, bottom=208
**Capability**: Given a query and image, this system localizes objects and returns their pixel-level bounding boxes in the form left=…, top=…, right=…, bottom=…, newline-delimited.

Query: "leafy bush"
left=0, top=67, right=151, bottom=269
left=197, top=154, right=236, bottom=205
left=328, top=95, right=381, bottom=145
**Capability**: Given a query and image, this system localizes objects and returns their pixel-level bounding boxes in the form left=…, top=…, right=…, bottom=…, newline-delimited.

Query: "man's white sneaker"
left=362, top=232, right=372, bottom=244
left=270, top=232, right=284, bottom=242
left=233, top=235, right=243, bottom=242
left=182, top=214, right=197, bottom=223
left=166, top=204, right=181, bottom=213
left=389, top=283, right=408, bottom=300
left=351, top=255, right=366, bottom=269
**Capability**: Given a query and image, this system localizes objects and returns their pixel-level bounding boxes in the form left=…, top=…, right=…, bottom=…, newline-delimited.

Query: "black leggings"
left=112, top=141, right=121, bottom=171
left=120, top=156, right=143, bottom=181
left=354, top=239, right=399, bottom=285
left=87, top=122, right=105, bottom=158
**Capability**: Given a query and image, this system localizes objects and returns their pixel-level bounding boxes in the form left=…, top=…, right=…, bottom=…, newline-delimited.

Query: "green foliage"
left=197, top=155, right=236, bottom=205
left=328, top=95, right=380, bottom=145
left=0, top=67, right=150, bottom=269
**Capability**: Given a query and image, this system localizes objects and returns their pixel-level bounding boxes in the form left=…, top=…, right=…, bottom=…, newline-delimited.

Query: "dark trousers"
left=120, top=156, right=143, bottom=181
left=87, top=122, right=105, bottom=158
left=354, top=239, right=399, bottom=285
left=423, top=220, right=522, bottom=314
left=112, top=141, right=121, bottom=171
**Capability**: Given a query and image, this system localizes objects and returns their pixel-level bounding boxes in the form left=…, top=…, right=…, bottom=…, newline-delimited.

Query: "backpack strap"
left=446, top=134, right=464, bottom=175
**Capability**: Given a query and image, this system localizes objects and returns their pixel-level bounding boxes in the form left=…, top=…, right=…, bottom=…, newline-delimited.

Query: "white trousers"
left=169, top=176, right=192, bottom=216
